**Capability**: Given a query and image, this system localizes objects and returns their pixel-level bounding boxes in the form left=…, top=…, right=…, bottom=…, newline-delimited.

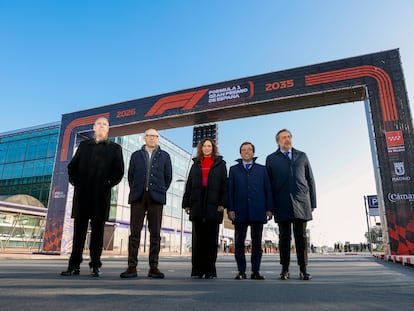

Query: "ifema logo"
left=387, top=193, right=414, bottom=202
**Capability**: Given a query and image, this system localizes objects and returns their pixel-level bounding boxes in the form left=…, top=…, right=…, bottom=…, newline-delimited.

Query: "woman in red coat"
left=182, top=138, right=228, bottom=279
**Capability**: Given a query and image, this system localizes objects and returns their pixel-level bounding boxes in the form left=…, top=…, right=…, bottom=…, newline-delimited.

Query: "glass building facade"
left=0, top=122, right=59, bottom=207
left=107, top=133, right=193, bottom=253
left=0, top=123, right=196, bottom=252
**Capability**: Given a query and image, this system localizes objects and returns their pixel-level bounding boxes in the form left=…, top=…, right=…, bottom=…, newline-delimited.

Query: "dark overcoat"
left=228, top=158, right=273, bottom=223
left=182, top=156, right=228, bottom=223
left=68, top=139, right=124, bottom=221
left=265, top=148, right=316, bottom=222
left=128, top=145, right=172, bottom=205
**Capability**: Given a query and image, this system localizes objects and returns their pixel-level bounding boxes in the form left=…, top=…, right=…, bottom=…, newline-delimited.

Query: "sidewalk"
left=0, top=247, right=192, bottom=260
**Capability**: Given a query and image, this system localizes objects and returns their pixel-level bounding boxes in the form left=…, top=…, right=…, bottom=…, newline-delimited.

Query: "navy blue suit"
left=228, top=158, right=273, bottom=273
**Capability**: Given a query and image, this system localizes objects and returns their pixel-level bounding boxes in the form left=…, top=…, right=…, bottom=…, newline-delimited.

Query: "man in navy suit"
left=266, top=129, right=316, bottom=280
left=228, top=142, right=273, bottom=280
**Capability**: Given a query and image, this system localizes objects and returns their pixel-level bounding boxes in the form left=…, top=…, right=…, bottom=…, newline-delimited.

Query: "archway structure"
left=43, top=49, right=414, bottom=256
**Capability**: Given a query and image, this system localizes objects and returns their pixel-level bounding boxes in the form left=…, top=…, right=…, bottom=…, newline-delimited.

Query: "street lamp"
left=176, top=179, right=186, bottom=255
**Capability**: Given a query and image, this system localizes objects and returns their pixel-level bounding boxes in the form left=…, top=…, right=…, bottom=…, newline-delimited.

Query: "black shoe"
left=60, top=268, right=80, bottom=276
left=251, top=271, right=265, bottom=280
left=204, top=272, right=214, bottom=279
left=299, top=271, right=311, bottom=280
left=235, top=272, right=247, bottom=280
left=148, top=267, right=165, bottom=279
left=120, top=266, right=138, bottom=278
left=280, top=271, right=290, bottom=280
left=90, top=267, right=101, bottom=277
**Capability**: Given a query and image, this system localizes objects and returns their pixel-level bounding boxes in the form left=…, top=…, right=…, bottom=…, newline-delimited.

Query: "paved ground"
left=0, top=252, right=413, bottom=310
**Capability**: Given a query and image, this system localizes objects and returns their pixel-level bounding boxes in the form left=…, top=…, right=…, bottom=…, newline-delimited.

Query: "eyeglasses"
left=145, top=134, right=159, bottom=139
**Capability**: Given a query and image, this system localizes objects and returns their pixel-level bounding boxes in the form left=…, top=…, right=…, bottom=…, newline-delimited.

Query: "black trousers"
left=234, top=222, right=264, bottom=273
left=128, top=191, right=163, bottom=268
left=191, top=219, right=219, bottom=277
left=68, top=217, right=105, bottom=269
left=278, top=219, right=308, bottom=270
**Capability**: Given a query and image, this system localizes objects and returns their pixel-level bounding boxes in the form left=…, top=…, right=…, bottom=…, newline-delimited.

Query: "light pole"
left=176, top=179, right=186, bottom=255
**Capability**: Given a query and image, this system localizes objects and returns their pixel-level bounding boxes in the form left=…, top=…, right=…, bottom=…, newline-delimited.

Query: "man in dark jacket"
left=120, top=128, right=172, bottom=279
left=228, top=142, right=273, bottom=280
left=266, top=129, right=316, bottom=281
left=61, top=117, right=124, bottom=277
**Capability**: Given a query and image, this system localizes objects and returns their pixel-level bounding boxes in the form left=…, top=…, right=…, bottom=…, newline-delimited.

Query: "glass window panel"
left=33, top=159, right=45, bottom=176
left=15, top=142, right=27, bottom=161
left=2, top=164, right=13, bottom=179
left=43, top=158, right=54, bottom=175
left=0, top=144, right=7, bottom=163
left=26, top=141, right=37, bottom=161
left=5, top=143, right=17, bottom=162
left=47, top=140, right=57, bottom=158
left=36, top=138, right=48, bottom=158
left=22, top=161, right=35, bottom=177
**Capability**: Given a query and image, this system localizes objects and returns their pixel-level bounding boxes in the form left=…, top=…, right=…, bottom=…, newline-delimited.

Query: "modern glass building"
left=0, top=123, right=196, bottom=252
left=0, top=122, right=59, bottom=207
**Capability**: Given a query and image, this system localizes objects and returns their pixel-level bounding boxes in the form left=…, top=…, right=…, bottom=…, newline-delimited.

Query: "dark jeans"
left=68, top=217, right=105, bottom=269
left=278, top=219, right=308, bottom=270
left=234, top=222, right=264, bottom=273
left=128, top=191, right=163, bottom=268
left=191, top=219, right=219, bottom=276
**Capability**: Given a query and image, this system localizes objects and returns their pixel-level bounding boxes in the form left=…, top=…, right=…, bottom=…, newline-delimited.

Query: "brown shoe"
left=148, top=267, right=165, bottom=278
left=120, top=266, right=137, bottom=278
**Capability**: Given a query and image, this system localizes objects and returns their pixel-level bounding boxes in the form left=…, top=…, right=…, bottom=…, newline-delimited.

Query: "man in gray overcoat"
left=266, top=129, right=316, bottom=280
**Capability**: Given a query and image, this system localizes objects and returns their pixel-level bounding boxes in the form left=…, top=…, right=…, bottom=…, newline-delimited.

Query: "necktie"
left=245, top=163, right=251, bottom=170
left=284, top=151, right=290, bottom=159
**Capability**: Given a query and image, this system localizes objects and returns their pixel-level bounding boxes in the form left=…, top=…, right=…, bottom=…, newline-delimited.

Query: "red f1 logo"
left=145, top=89, right=208, bottom=117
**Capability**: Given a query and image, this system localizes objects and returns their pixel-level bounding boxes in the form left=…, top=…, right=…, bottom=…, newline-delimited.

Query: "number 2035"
left=265, top=79, right=294, bottom=91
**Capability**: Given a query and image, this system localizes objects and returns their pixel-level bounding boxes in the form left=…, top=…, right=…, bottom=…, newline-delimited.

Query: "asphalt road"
left=0, top=253, right=413, bottom=311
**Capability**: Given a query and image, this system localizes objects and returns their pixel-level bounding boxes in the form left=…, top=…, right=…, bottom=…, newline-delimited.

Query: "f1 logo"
left=145, top=89, right=208, bottom=117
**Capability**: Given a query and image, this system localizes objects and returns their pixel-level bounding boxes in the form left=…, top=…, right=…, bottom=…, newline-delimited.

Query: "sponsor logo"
left=145, top=89, right=208, bottom=117
left=52, top=187, right=66, bottom=199
left=391, top=161, right=411, bottom=182
left=394, top=162, right=405, bottom=176
left=387, top=193, right=414, bottom=203
left=385, top=131, right=405, bottom=153
left=208, top=82, right=254, bottom=104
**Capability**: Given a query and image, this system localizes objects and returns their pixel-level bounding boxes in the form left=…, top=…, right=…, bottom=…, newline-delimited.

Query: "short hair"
left=275, top=129, right=292, bottom=142
left=94, top=117, right=109, bottom=126
left=196, top=138, right=219, bottom=161
left=239, top=142, right=255, bottom=153
left=144, top=128, right=159, bottom=135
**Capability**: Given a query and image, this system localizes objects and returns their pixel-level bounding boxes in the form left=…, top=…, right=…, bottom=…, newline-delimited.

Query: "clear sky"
left=1, top=1, right=413, bottom=247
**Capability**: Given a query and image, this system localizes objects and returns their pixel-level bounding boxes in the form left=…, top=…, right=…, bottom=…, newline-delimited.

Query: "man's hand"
left=228, top=211, right=235, bottom=221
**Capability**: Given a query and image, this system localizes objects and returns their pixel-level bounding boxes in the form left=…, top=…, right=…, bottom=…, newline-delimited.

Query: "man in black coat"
left=120, top=128, right=172, bottom=279
left=266, top=129, right=316, bottom=281
left=61, top=117, right=124, bottom=277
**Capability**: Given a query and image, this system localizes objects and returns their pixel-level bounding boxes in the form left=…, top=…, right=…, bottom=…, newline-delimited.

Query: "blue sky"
left=1, top=1, right=414, bottom=246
